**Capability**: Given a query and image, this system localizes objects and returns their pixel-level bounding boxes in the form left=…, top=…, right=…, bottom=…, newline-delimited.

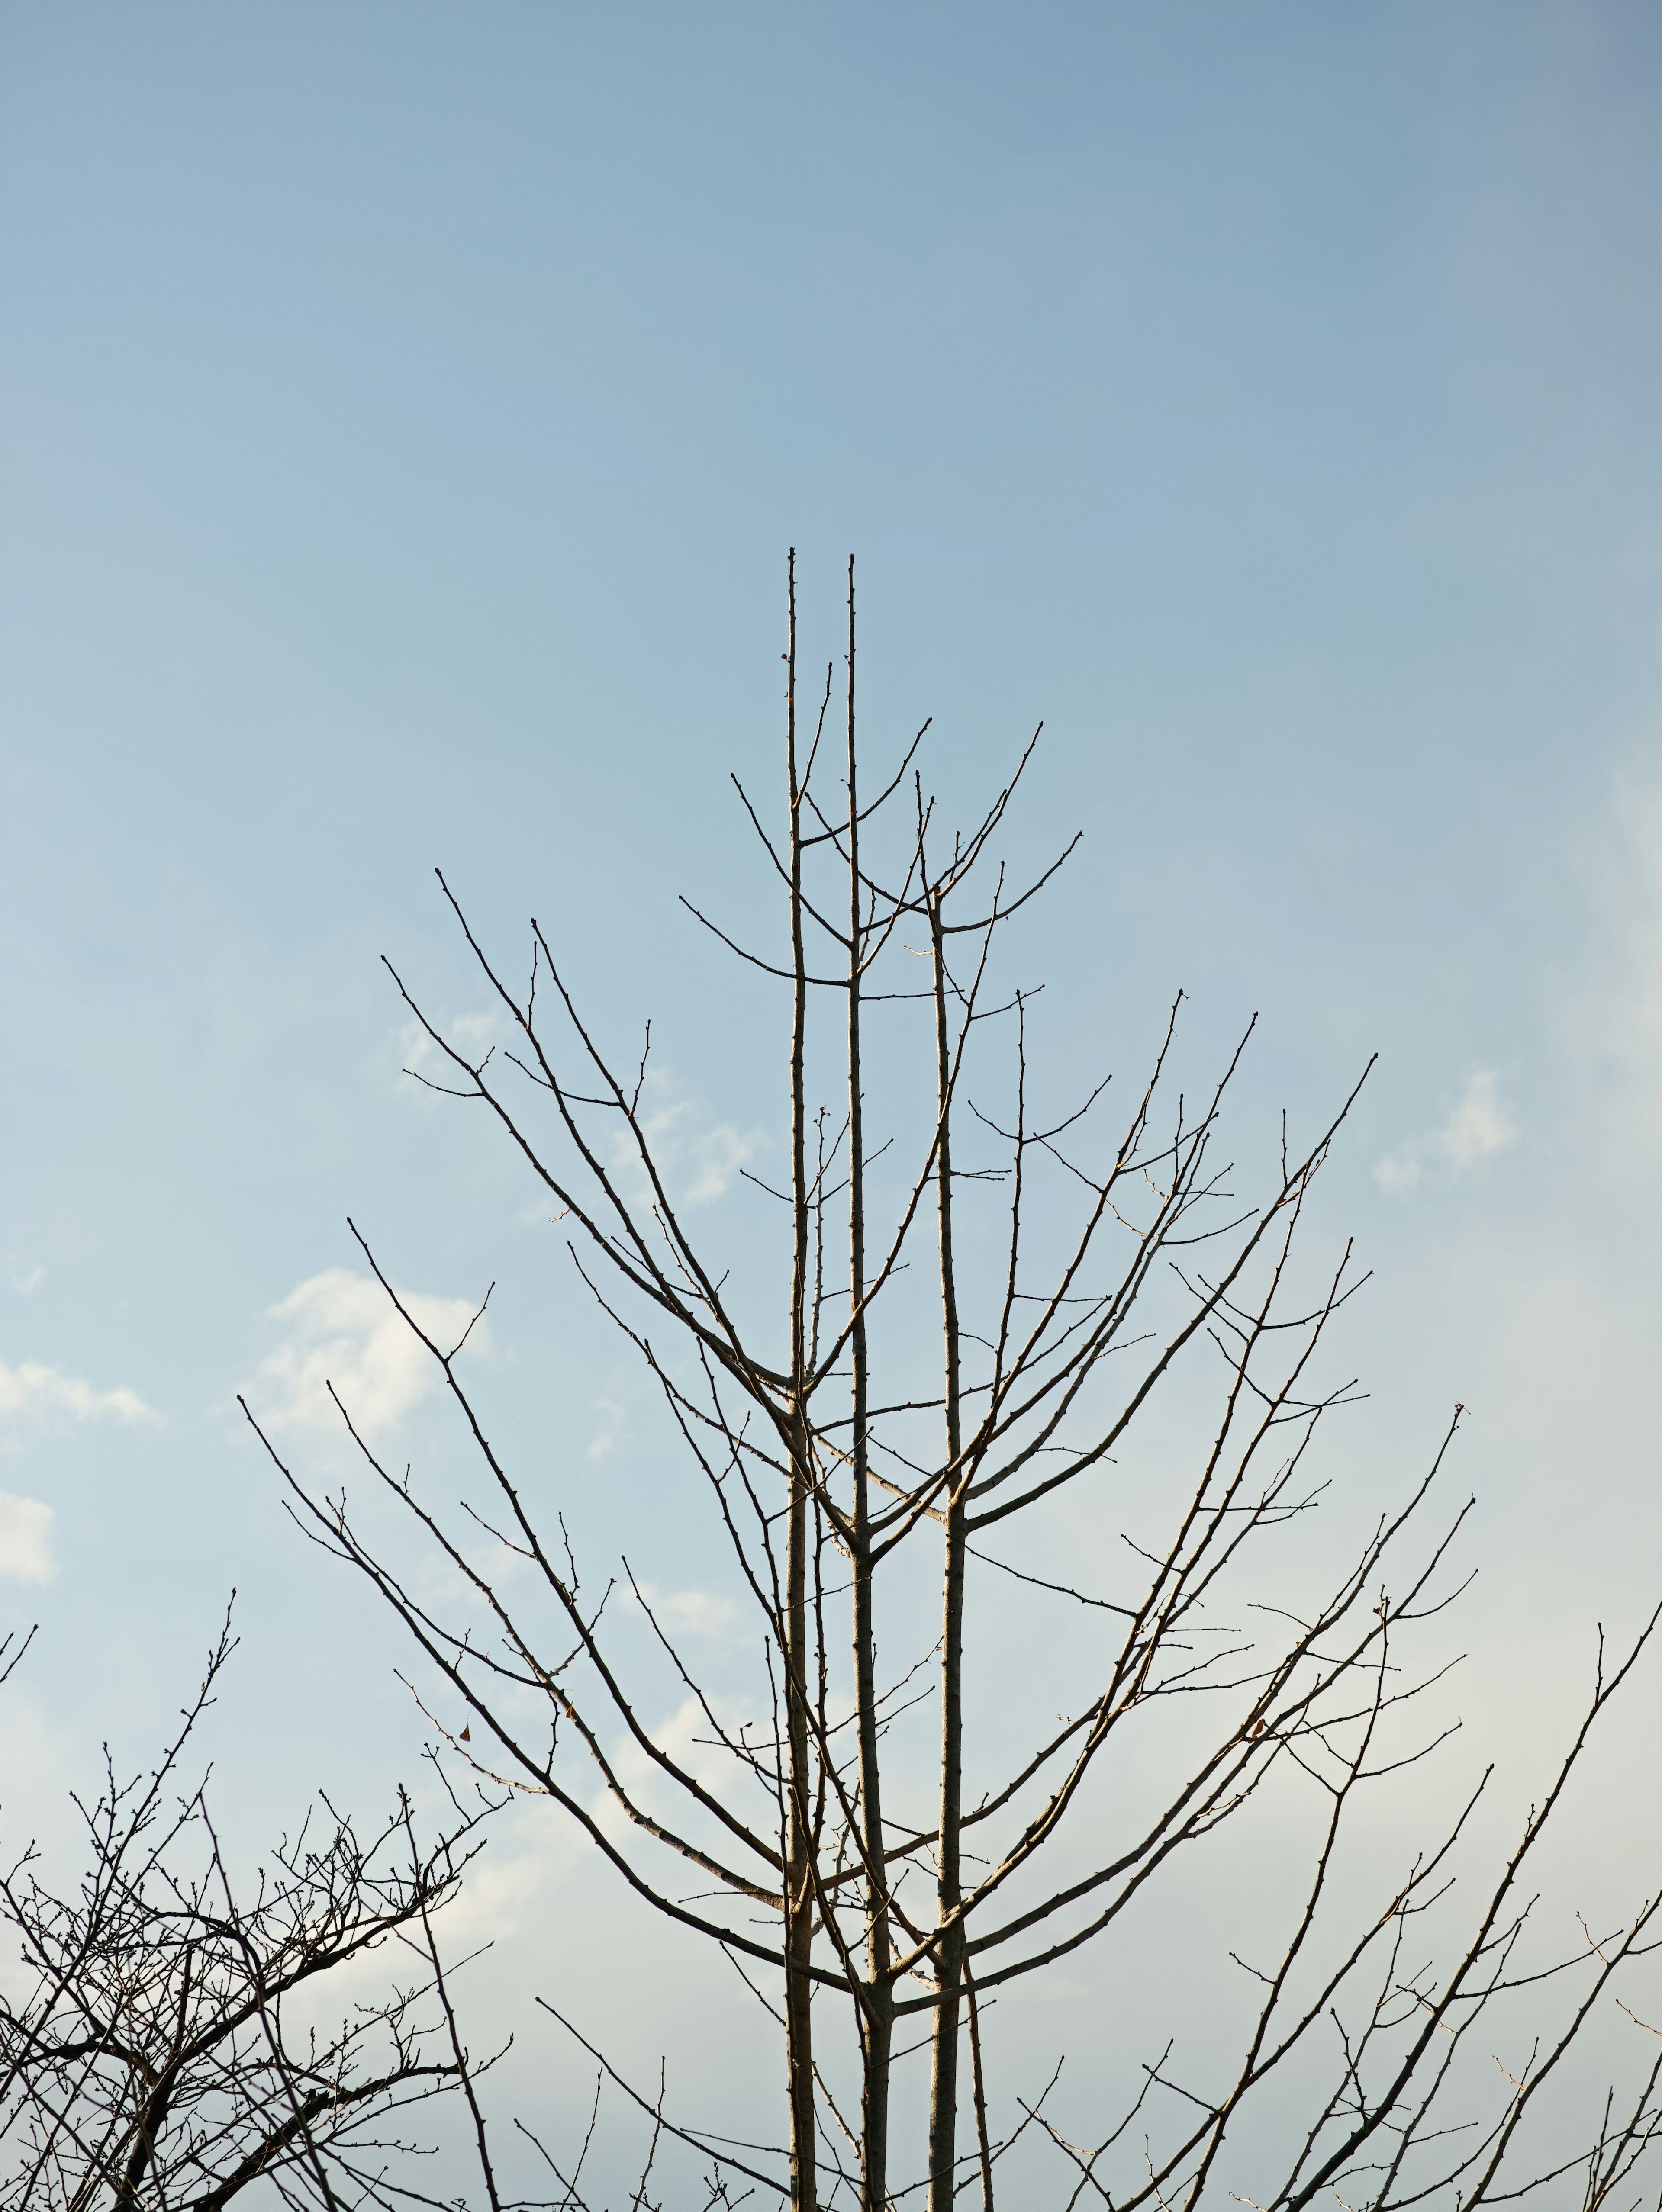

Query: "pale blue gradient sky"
left=1, top=0, right=1659, bottom=2186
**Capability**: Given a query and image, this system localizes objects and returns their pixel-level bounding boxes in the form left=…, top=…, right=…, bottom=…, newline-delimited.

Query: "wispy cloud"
left=1375, top=1069, right=1520, bottom=1196
left=586, top=1395, right=628, bottom=1464
left=0, top=1492, right=55, bottom=1584
left=596, top=1691, right=763, bottom=1840
left=397, top=1011, right=502, bottom=1095
left=246, top=1268, right=488, bottom=1440
left=0, top=1358, right=161, bottom=1447
left=609, top=1070, right=757, bottom=1208
left=624, top=1580, right=745, bottom=1641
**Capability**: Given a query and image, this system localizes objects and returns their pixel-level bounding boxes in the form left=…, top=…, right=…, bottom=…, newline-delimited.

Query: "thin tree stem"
left=846, top=559, right=893, bottom=2212
left=927, top=887, right=966, bottom=2212
left=784, top=548, right=818, bottom=2212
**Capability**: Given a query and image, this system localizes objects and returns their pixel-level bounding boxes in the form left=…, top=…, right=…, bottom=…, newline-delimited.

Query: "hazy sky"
left=2, top=0, right=1659, bottom=2191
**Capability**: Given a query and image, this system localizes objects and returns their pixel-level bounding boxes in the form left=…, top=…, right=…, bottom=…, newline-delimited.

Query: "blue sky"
left=2, top=0, right=1659, bottom=2187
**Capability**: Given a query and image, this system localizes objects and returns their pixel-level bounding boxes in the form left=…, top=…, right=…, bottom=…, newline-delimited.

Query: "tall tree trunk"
left=783, top=551, right=818, bottom=2211
left=927, top=891, right=966, bottom=2212
left=845, top=563, right=893, bottom=2212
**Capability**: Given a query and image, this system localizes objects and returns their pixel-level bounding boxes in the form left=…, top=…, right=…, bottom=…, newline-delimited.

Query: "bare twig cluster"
left=0, top=1614, right=507, bottom=2212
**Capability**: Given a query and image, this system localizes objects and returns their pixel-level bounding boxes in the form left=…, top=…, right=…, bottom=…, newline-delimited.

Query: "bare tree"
left=245, top=559, right=1662, bottom=2209
left=0, top=1611, right=507, bottom=2212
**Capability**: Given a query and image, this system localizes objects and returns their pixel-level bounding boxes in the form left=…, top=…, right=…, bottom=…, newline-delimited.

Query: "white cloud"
left=6, top=1264, right=45, bottom=1297
left=609, top=1070, right=757, bottom=1208
left=624, top=1581, right=746, bottom=1641
left=596, top=1691, right=767, bottom=1840
left=0, top=1491, right=55, bottom=1584
left=1375, top=1069, right=1520, bottom=1196
left=0, top=1358, right=161, bottom=1446
left=429, top=1796, right=591, bottom=1947
left=397, top=1011, right=502, bottom=1093
left=247, top=1267, right=488, bottom=1440
left=586, top=1395, right=628, bottom=1464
